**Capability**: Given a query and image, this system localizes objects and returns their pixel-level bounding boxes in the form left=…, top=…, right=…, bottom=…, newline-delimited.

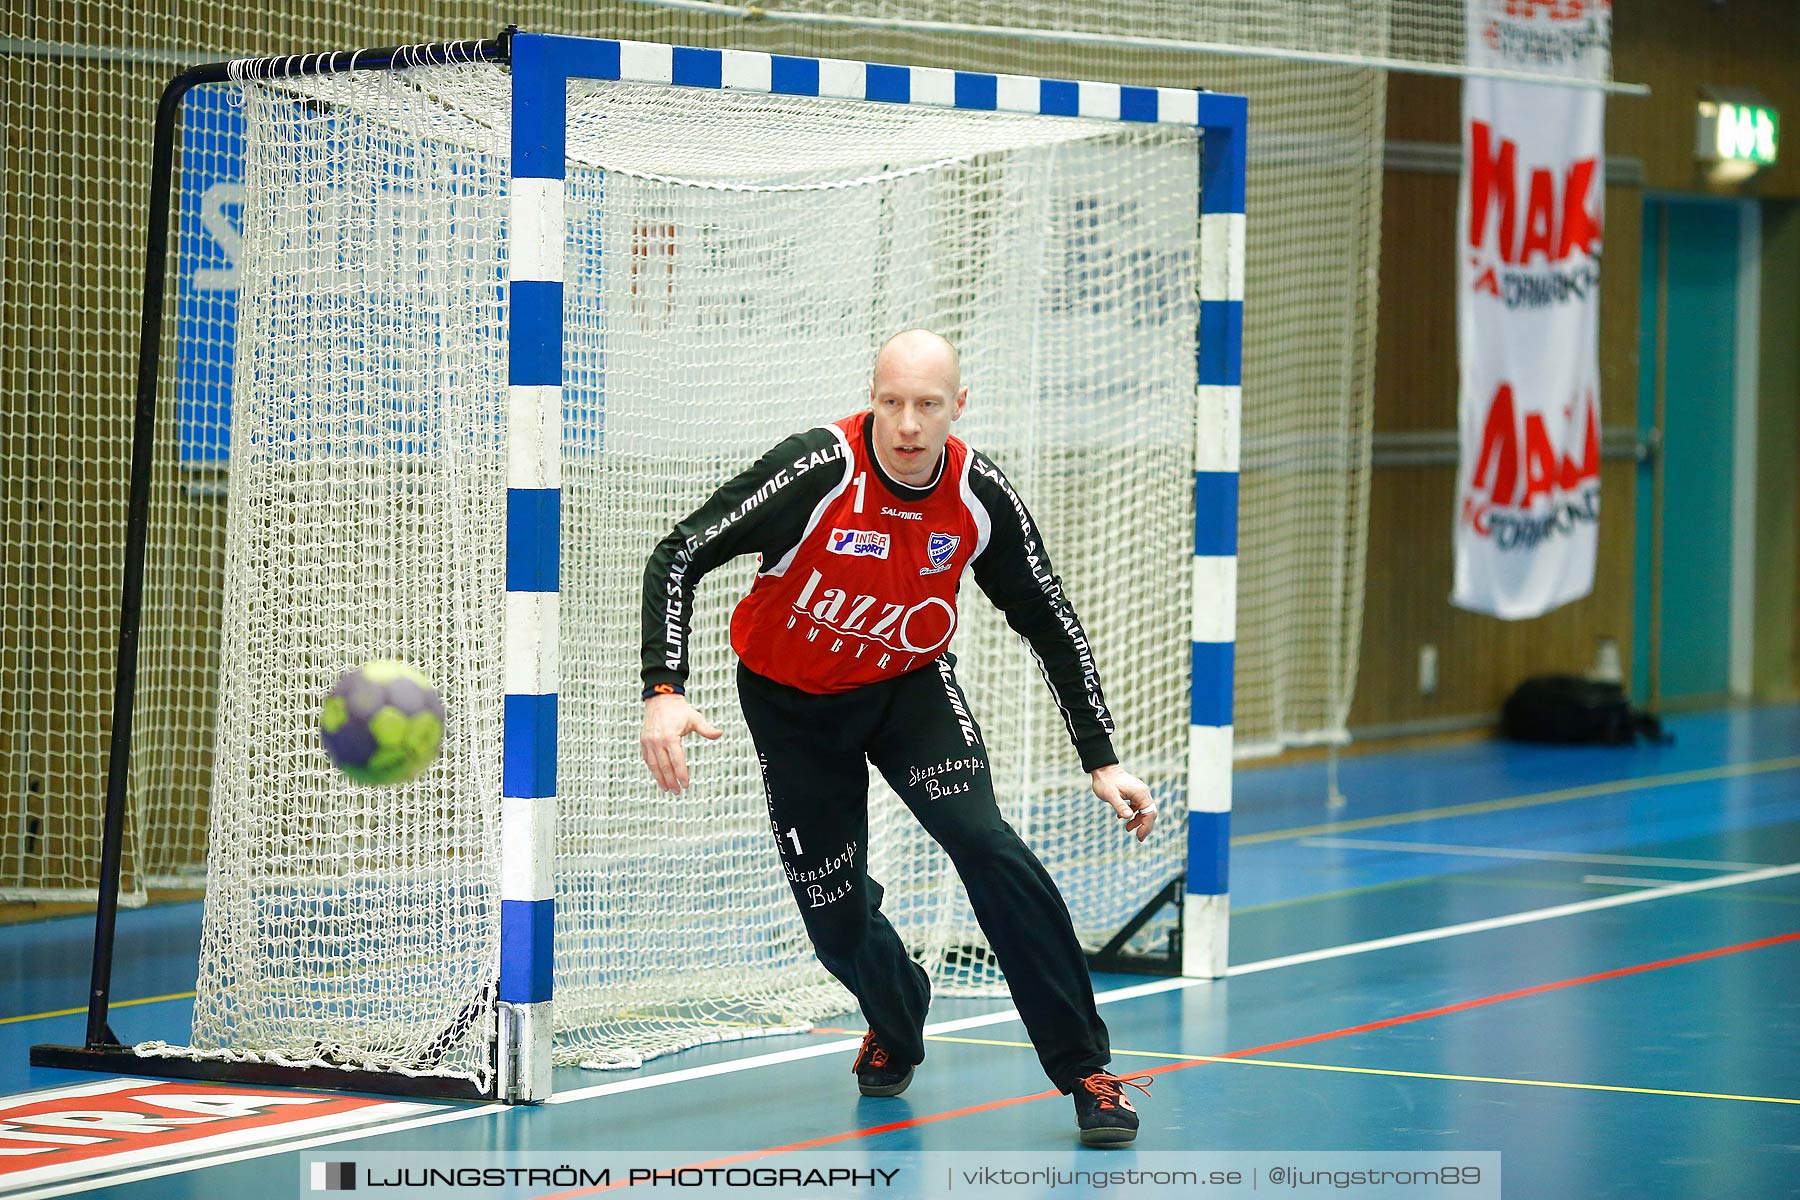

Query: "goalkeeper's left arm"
left=964, top=451, right=1156, bottom=840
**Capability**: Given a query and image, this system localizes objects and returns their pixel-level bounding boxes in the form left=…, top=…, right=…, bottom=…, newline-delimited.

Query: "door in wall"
left=1635, top=197, right=1747, bottom=706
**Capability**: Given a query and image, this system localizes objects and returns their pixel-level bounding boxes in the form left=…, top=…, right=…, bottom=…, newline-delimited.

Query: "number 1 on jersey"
left=785, top=827, right=803, bottom=856
left=851, top=471, right=866, bottom=514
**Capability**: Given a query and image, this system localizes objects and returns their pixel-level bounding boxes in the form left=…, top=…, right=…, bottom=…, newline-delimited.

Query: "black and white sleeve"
left=966, top=452, right=1118, bottom=773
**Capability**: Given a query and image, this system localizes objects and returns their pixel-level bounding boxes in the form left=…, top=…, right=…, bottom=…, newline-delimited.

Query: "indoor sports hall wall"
left=1354, top=0, right=1800, bottom=735
left=2, top=0, right=1389, bottom=903
left=3, top=2, right=1796, bottom=907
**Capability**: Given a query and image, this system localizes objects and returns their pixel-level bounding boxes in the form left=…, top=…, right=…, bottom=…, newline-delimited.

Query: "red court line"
left=541, top=929, right=1800, bottom=1197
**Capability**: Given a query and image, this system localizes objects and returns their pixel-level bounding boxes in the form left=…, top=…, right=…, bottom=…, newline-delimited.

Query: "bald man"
left=640, top=330, right=1157, bottom=1145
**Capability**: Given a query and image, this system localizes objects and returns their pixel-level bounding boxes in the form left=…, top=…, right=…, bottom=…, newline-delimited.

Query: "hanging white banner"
left=1453, top=1, right=1610, bottom=619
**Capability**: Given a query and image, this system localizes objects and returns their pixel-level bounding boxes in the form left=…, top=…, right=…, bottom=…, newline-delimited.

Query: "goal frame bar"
left=33, top=27, right=1245, bottom=1106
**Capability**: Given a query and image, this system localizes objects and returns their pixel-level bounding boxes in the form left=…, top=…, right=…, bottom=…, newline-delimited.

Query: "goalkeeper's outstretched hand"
left=641, top=693, right=723, bottom=793
left=1091, top=764, right=1156, bottom=841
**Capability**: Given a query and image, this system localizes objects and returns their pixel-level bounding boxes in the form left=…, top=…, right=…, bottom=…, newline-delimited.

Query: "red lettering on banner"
left=1463, top=383, right=1600, bottom=528
left=1557, top=159, right=1601, bottom=259
left=1468, top=122, right=1517, bottom=260
left=1519, top=169, right=1557, bottom=263
left=1468, top=122, right=1601, bottom=265
left=1472, top=383, right=1519, bottom=506
left=1503, top=0, right=1591, bottom=18
left=1522, top=412, right=1558, bottom=506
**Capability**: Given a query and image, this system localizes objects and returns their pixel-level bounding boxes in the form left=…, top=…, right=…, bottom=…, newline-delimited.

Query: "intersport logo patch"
left=826, top=528, right=890, bottom=559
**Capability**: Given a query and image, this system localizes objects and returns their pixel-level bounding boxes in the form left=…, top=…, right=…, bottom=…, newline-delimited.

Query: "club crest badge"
left=921, top=532, right=961, bottom=575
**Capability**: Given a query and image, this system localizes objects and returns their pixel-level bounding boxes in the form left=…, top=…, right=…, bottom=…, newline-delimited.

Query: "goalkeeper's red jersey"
left=642, top=411, right=1118, bottom=772
left=729, top=412, right=983, bottom=694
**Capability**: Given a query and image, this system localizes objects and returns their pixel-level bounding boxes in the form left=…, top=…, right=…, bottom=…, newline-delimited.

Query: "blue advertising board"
left=175, top=86, right=243, bottom=463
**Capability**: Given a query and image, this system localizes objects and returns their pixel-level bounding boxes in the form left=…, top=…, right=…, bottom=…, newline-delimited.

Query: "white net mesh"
left=142, top=66, right=512, bottom=1086
left=645, top=10, right=1391, bottom=758
left=6, top=4, right=1396, bottom=907
left=675, top=34, right=1386, bottom=761
left=150, top=61, right=1197, bottom=1078
left=622, top=1, right=1615, bottom=83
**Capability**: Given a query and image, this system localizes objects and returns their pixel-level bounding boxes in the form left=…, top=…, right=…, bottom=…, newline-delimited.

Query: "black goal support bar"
left=1084, top=875, right=1186, bottom=977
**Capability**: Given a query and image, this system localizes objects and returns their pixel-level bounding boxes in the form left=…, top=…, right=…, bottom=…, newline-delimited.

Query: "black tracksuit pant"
left=737, top=655, right=1111, bottom=1092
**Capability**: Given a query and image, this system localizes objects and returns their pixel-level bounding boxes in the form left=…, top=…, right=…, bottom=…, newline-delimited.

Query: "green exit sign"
left=1698, top=100, right=1779, bottom=167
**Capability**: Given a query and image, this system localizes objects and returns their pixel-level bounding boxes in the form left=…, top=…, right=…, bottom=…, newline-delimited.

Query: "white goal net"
left=149, top=57, right=1201, bottom=1084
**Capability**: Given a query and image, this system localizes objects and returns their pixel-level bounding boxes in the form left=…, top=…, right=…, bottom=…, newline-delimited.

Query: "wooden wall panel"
left=1612, top=0, right=1800, bottom=200
left=1757, top=202, right=1800, bottom=699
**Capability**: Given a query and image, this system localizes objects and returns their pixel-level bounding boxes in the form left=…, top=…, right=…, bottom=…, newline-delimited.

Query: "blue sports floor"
left=4, top=705, right=1797, bottom=1198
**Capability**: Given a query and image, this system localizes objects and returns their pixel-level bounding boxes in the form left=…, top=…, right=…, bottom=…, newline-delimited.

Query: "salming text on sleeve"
left=640, top=427, right=849, bottom=692
left=964, top=452, right=1118, bottom=773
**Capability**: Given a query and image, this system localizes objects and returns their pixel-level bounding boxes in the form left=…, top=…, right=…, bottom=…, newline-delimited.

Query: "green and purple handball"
left=319, top=659, right=445, bottom=785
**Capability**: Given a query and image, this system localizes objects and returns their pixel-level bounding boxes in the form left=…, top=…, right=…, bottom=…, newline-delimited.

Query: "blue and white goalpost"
left=1188, top=119, right=1246, bottom=982
left=498, top=33, right=1245, bottom=1101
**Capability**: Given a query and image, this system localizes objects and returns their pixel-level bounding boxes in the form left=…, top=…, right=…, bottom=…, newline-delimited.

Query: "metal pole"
left=84, top=64, right=217, bottom=1049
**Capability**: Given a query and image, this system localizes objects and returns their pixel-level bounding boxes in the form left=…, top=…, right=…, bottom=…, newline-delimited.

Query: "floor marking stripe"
left=1580, top=875, right=1688, bottom=888
left=548, top=1038, right=867, bottom=1102
left=21, top=841, right=1771, bottom=1029
left=1234, top=754, right=1800, bottom=846
left=1234, top=876, right=1434, bottom=915
left=1226, top=862, right=1800, bottom=978
left=11, top=857, right=1795, bottom=1194
left=16, top=863, right=1798, bottom=1123
left=534, top=929, right=1800, bottom=1198
left=1298, top=836, right=1771, bottom=871
left=922, top=1035, right=1800, bottom=1106
left=1228, top=930, right=1800, bottom=1051
left=1197, top=1055, right=1800, bottom=1106
left=1, top=993, right=194, bottom=1027
left=540, top=863, right=1800, bottom=1102
left=25, top=769, right=1775, bottom=1029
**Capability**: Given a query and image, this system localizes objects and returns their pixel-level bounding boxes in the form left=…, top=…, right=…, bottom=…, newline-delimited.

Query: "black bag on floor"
left=1500, top=675, right=1670, bottom=745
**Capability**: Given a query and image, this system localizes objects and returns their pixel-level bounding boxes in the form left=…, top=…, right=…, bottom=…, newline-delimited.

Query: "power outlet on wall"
left=1418, top=644, right=1439, bottom=695
left=1593, top=637, right=1622, bottom=683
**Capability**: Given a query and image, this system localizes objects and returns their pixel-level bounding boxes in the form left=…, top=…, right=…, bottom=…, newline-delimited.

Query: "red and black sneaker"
left=853, top=1029, right=914, bottom=1097
left=1070, top=1071, right=1152, bottom=1146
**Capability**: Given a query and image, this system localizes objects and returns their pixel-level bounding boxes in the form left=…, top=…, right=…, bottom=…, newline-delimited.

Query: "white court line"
left=1581, top=875, right=1691, bottom=888
left=1226, top=861, right=1800, bottom=978
left=544, top=976, right=1217, bottom=1104
left=15, top=859, right=1798, bottom=1195
left=1299, top=836, right=1770, bottom=872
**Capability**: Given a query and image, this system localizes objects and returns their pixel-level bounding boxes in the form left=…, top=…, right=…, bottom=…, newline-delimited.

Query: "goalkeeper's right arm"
left=638, top=426, right=844, bottom=693
left=638, top=427, right=844, bottom=794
